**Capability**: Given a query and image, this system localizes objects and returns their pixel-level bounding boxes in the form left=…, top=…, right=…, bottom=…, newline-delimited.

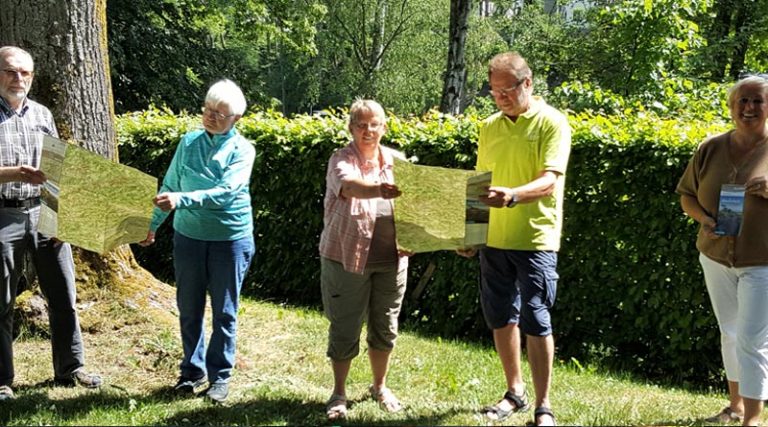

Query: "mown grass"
left=0, top=297, right=751, bottom=426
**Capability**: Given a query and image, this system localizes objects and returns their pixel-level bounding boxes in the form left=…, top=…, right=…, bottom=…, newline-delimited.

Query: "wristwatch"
left=506, top=192, right=518, bottom=208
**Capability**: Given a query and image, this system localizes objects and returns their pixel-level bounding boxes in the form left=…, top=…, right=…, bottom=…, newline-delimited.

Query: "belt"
left=0, top=197, right=41, bottom=208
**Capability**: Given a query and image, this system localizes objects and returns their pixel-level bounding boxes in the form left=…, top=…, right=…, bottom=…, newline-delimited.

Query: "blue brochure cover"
left=715, top=184, right=745, bottom=236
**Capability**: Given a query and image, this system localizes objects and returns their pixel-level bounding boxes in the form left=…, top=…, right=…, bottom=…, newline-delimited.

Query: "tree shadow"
left=0, top=383, right=469, bottom=426
left=163, top=394, right=468, bottom=426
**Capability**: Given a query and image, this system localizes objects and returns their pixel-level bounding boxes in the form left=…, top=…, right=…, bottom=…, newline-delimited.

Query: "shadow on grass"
left=164, top=395, right=467, bottom=426
left=0, top=383, right=469, bottom=426
left=0, top=383, right=198, bottom=424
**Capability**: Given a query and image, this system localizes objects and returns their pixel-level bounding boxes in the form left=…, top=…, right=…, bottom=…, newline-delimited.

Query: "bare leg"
left=331, top=358, right=352, bottom=396
left=527, top=334, right=554, bottom=425
left=494, top=323, right=525, bottom=394
left=369, top=347, right=391, bottom=391
left=728, top=381, right=745, bottom=415
left=484, top=324, right=527, bottom=419
left=742, top=396, right=763, bottom=426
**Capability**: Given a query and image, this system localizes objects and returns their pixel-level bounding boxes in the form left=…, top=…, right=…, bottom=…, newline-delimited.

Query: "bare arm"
left=0, top=165, right=46, bottom=185
left=340, top=179, right=401, bottom=200
left=680, top=194, right=718, bottom=239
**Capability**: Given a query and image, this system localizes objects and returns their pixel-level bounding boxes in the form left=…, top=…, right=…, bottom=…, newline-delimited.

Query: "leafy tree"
left=107, top=0, right=325, bottom=114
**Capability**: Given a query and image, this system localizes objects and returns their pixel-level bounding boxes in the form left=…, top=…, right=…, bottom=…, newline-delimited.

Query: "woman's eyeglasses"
left=201, top=107, right=235, bottom=121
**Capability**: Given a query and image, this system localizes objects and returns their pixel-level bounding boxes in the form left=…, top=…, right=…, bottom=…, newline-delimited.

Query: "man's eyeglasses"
left=489, top=79, right=526, bottom=98
left=201, top=106, right=235, bottom=121
left=353, top=122, right=384, bottom=131
left=738, top=72, right=768, bottom=81
left=2, top=68, right=33, bottom=79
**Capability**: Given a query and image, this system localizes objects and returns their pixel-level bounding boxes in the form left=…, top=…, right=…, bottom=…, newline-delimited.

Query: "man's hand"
left=478, top=186, right=512, bottom=208
left=18, top=165, right=46, bottom=185
left=153, top=192, right=179, bottom=212
left=138, top=231, right=155, bottom=247
left=456, top=247, right=477, bottom=258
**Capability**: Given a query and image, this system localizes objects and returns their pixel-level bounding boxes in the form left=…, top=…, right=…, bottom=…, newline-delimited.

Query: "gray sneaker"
left=173, top=376, right=207, bottom=395
left=205, top=382, right=229, bottom=403
left=0, top=385, right=13, bottom=401
left=54, top=370, right=102, bottom=389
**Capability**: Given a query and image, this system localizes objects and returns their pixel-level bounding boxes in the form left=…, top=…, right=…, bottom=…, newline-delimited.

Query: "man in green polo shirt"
left=459, top=52, right=571, bottom=426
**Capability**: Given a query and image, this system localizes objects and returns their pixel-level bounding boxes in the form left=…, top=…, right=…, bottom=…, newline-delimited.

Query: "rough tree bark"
left=0, top=0, right=175, bottom=333
left=439, top=0, right=471, bottom=115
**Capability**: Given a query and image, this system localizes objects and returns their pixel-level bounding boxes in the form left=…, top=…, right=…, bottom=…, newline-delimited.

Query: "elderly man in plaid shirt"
left=0, top=46, right=101, bottom=401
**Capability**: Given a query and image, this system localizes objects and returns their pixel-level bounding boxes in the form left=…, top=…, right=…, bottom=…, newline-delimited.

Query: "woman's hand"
left=379, top=183, right=402, bottom=199
left=138, top=231, right=155, bottom=247
left=700, top=215, right=720, bottom=239
left=746, top=175, right=768, bottom=199
left=154, top=192, right=179, bottom=211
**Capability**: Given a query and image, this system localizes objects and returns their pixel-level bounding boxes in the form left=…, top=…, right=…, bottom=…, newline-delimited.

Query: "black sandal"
left=533, top=406, right=556, bottom=426
left=483, top=389, right=530, bottom=421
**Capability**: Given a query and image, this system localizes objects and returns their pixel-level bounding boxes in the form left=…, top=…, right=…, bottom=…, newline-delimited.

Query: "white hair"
left=727, top=76, right=768, bottom=107
left=0, top=46, right=34, bottom=69
left=205, top=79, right=247, bottom=115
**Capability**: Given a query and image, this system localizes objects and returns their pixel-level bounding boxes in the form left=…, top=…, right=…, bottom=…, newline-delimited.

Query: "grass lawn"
left=0, top=297, right=746, bottom=426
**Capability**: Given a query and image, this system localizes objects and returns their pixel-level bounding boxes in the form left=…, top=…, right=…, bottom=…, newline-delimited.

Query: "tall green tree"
left=107, top=0, right=324, bottom=114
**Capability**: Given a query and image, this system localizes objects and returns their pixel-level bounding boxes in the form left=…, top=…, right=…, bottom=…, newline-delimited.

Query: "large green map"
left=39, top=136, right=157, bottom=254
left=393, top=158, right=490, bottom=253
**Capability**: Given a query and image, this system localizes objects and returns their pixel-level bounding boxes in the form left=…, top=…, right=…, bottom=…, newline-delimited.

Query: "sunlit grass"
left=0, top=298, right=748, bottom=426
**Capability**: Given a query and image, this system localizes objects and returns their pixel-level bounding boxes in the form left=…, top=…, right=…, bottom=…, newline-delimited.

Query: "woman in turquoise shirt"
left=140, top=79, right=255, bottom=403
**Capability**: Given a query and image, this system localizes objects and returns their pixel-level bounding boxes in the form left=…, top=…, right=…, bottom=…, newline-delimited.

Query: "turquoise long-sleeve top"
left=150, top=127, right=255, bottom=241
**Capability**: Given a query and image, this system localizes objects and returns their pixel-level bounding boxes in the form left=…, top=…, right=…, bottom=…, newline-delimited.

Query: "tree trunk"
left=0, top=0, right=175, bottom=333
left=439, top=0, right=471, bottom=115
left=704, top=0, right=735, bottom=81
left=728, top=2, right=751, bottom=80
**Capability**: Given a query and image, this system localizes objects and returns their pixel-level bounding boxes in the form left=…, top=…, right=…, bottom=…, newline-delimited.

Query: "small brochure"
left=714, top=184, right=746, bottom=236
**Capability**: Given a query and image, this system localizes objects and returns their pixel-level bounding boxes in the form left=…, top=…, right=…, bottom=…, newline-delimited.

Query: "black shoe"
left=54, top=370, right=102, bottom=389
left=205, top=382, right=229, bottom=403
left=173, top=376, right=206, bottom=394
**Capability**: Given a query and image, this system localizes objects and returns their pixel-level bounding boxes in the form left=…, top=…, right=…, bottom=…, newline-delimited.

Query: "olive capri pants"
left=320, top=257, right=407, bottom=361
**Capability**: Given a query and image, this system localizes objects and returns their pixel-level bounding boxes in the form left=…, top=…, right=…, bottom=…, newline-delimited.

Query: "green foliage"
left=107, top=0, right=326, bottom=114
left=118, top=107, right=730, bottom=384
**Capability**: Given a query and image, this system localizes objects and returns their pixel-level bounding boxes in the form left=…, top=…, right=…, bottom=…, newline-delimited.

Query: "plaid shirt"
left=0, top=96, right=58, bottom=199
left=319, top=142, right=408, bottom=274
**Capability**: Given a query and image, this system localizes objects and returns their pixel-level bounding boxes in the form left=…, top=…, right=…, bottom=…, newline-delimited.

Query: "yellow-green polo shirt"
left=477, top=97, right=571, bottom=251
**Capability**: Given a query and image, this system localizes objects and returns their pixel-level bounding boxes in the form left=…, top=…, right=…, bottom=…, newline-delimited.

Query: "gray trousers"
left=0, top=206, right=83, bottom=386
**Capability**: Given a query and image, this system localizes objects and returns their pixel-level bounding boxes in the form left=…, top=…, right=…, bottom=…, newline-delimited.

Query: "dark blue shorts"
left=479, top=248, right=558, bottom=336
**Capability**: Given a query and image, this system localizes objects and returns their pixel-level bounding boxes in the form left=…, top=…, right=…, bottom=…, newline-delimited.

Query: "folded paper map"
left=38, top=135, right=157, bottom=254
left=393, top=158, right=491, bottom=253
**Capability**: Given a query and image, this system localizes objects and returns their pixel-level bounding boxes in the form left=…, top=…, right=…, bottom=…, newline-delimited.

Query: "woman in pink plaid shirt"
left=319, top=99, right=410, bottom=421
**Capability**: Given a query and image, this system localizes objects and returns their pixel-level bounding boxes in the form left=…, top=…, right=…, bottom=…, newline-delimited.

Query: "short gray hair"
left=348, top=98, right=386, bottom=125
left=0, top=46, right=34, bottom=69
left=205, top=79, right=247, bottom=115
left=488, top=51, right=531, bottom=82
left=727, top=76, right=768, bottom=108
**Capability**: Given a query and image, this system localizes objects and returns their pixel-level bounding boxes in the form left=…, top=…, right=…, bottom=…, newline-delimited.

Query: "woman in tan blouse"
left=677, top=75, right=768, bottom=426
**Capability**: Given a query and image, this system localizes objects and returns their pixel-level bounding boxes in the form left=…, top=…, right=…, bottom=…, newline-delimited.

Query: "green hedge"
left=117, top=107, right=729, bottom=385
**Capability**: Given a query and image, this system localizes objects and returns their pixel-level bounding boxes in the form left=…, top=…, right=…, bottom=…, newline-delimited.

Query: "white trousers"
left=700, top=253, right=768, bottom=400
